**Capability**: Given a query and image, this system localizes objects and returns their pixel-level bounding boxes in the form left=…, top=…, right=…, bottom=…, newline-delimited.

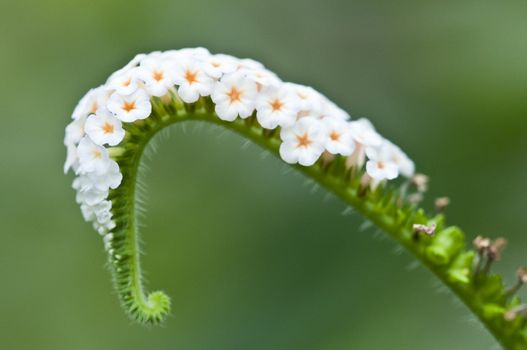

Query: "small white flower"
left=349, top=119, right=382, bottom=146
left=107, top=53, right=146, bottom=83
left=319, top=101, right=350, bottom=121
left=64, top=143, right=79, bottom=174
left=107, top=89, right=151, bottom=123
left=76, top=187, right=109, bottom=206
left=72, top=86, right=111, bottom=120
left=173, top=60, right=214, bottom=103
left=256, top=85, right=300, bottom=129
left=211, top=72, right=257, bottom=121
left=241, top=67, right=281, bottom=92
left=80, top=200, right=112, bottom=222
left=236, top=58, right=265, bottom=70
left=107, top=67, right=140, bottom=96
left=64, top=115, right=86, bottom=145
left=76, top=136, right=111, bottom=175
left=285, top=83, right=325, bottom=119
left=321, top=118, right=355, bottom=156
left=200, top=54, right=238, bottom=79
left=347, top=118, right=383, bottom=168
left=383, top=141, right=415, bottom=178
left=85, top=110, right=125, bottom=146
left=137, top=58, right=175, bottom=97
left=279, top=117, right=326, bottom=166
left=87, top=160, right=123, bottom=191
left=365, top=142, right=399, bottom=181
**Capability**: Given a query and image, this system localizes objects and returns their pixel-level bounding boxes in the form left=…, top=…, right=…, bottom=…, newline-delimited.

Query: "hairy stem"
left=105, top=96, right=527, bottom=348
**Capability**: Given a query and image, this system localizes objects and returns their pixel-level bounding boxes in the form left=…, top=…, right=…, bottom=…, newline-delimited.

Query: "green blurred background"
left=1, top=0, right=526, bottom=349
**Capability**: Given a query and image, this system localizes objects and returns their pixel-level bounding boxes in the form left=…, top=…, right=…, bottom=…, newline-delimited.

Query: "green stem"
left=105, top=97, right=527, bottom=348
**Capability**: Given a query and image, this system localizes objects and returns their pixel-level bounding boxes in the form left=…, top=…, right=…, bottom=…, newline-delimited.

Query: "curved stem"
left=105, top=97, right=527, bottom=348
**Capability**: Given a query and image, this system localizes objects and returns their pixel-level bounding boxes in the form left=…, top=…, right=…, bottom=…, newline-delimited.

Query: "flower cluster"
left=64, top=48, right=415, bottom=235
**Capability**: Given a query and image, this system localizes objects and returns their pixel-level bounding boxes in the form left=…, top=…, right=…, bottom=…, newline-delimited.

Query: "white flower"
left=85, top=110, right=125, bottom=146
left=137, top=58, right=175, bottom=97
left=76, top=137, right=111, bottom=175
left=64, top=115, right=86, bottom=145
left=107, top=67, right=140, bottom=96
left=76, top=187, right=109, bottom=206
left=72, top=86, right=111, bottom=120
left=347, top=118, right=383, bottom=168
left=80, top=200, right=112, bottom=222
left=279, top=117, right=326, bottom=166
left=107, top=89, right=151, bottom=122
left=173, top=60, right=214, bottom=103
left=349, top=118, right=382, bottom=147
left=236, top=58, right=265, bottom=71
left=200, top=54, right=238, bottom=79
left=365, top=142, right=399, bottom=181
left=285, top=83, right=325, bottom=118
left=319, top=101, right=350, bottom=121
left=256, top=85, right=300, bottom=129
left=211, top=72, right=257, bottom=121
left=241, top=67, right=281, bottom=92
left=64, top=143, right=79, bottom=174
left=87, top=160, right=123, bottom=191
left=107, top=53, right=146, bottom=83
left=383, top=141, right=415, bottom=178
left=321, top=118, right=355, bottom=156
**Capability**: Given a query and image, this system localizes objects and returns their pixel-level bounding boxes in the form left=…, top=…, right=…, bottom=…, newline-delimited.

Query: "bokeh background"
left=1, top=0, right=526, bottom=349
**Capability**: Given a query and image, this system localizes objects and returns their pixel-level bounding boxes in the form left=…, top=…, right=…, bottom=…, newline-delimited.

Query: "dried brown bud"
left=413, top=223, right=437, bottom=236
left=321, top=151, right=335, bottom=164
left=435, top=197, right=450, bottom=211
left=473, top=235, right=491, bottom=253
left=505, top=305, right=527, bottom=321
left=407, top=193, right=424, bottom=205
left=517, top=267, right=527, bottom=284
left=411, top=174, right=429, bottom=192
left=488, top=238, right=507, bottom=261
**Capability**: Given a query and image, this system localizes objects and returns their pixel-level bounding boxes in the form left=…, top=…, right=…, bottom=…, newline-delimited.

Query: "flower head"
left=107, top=67, right=140, bottom=96
left=107, top=89, right=152, bottom=122
left=321, top=117, right=355, bottom=156
left=365, top=142, right=399, bottom=181
left=211, top=72, right=257, bottom=121
left=64, top=115, right=86, bottom=145
left=85, top=110, right=125, bottom=146
left=137, top=58, right=175, bottom=97
left=72, top=86, right=111, bottom=120
left=256, top=85, right=300, bottom=129
left=279, top=117, right=326, bottom=166
left=76, top=136, right=111, bottom=175
left=173, top=59, right=214, bottom=103
left=200, top=54, right=238, bottom=79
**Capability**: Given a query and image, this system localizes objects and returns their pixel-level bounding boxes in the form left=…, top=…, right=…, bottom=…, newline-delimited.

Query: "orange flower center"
left=227, top=87, right=242, bottom=103
left=184, top=70, right=198, bottom=85
left=377, top=161, right=385, bottom=169
left=329, top=131, right=340, bottom=141
left=296, top=133, right=312, bottom=148
left=122, top=101, right=136, bottom=112
left=270, top=99, right=283, bottom=111
left=152, top=70, right=164, bottom=82
left=102, top=122, right=114, bottom=134
left=93, top=149, right=102, bottom=159
left=122, top=78, right=131, bottom=87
